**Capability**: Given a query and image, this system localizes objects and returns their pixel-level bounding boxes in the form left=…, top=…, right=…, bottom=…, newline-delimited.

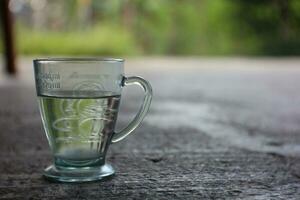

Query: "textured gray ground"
left=1, top=57, right=300, bottom=199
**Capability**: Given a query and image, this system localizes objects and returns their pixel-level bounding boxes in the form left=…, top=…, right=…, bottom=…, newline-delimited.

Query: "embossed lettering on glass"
left=33, top=58, right=152, bottom=182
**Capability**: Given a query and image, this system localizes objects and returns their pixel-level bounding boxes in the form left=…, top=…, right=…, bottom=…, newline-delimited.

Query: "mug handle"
left=111, top=76, right=153, bottom=143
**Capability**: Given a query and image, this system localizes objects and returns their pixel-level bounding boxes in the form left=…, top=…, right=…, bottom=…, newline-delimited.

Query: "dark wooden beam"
left=0, top=0, right=17, bottom=75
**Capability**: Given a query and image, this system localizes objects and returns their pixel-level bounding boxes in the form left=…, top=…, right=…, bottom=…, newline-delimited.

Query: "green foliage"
left=133, top=0, right=173, bottom=54
left=1, top=0, right=300, bottom=55
left=229, top=0, right=300, bottom=55
left=16, top=24, right=138, bottom=56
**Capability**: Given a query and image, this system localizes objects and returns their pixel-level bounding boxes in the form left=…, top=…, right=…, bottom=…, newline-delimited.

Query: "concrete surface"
left=1, top=57, right=300, bottom=199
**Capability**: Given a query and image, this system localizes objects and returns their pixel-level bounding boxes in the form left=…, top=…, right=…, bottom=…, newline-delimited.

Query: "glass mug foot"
left=43, top=164, right=115, bottom=182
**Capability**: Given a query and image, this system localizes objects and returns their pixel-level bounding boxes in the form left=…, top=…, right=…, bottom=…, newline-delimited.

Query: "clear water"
left=38, top=91, right=120, bottom=167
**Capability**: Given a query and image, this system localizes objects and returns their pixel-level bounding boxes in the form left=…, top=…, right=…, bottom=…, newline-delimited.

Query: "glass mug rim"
left=33, top=57, right=124, bottom=64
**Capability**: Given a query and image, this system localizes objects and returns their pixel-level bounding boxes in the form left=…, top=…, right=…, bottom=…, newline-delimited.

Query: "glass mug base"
left=43, top=164, right=115, bottom=182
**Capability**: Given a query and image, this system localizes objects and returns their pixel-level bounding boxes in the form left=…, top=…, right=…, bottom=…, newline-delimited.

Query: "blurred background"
left=2, top=2, right=300, bottom=196
left=1, top=0, right=300, bottom=58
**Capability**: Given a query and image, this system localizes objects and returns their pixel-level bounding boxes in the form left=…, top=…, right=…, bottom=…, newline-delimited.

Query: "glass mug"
left=33, top=58, right=152, bottom=182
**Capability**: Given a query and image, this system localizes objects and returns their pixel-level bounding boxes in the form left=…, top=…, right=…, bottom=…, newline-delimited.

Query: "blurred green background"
left=1, top=0, right=300, bottom=56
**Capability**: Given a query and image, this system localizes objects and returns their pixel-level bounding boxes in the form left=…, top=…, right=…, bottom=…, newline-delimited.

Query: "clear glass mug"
left=33, top=58, right=152, bottom=182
